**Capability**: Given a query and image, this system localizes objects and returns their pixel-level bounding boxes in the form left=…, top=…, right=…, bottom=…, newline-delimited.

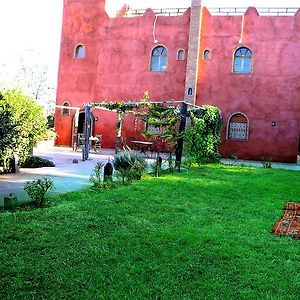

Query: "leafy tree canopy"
left=0, top=89, right=47, bottom=172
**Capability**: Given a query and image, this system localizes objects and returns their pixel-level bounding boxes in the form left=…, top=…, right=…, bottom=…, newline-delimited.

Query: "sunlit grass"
left=0, top=164, right=299, bottom=299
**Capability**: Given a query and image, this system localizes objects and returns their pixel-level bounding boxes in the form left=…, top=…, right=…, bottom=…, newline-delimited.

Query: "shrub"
left=90, top=161, right=105, bottom=186
left=21, top=156, right=55, bottom=168
left=113, top=151, right=147, bottom=184
left=0, top=89, right=47, bottom=173
left=24, top=177, right=54, bottom=208
left=184, top=105, right=222, bottom=164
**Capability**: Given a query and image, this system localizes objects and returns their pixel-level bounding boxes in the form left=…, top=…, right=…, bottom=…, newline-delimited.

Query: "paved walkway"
left=220, top=158, right=300, bottom=171
left=0, top=144, right=115, bottom=206
left=0, top=143, right=299, bottom=207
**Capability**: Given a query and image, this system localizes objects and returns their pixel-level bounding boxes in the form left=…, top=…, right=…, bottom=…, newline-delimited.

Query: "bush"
left=184, top=105, right=222, bottom=163
left=0, top=89, right=47, bottom=173
left=90, top=161, right=105, bottom=185
left=113, top=151, right=147, bottom=184
left=24, top=177, right=54, bottom=208
left=21, top=156, right=55, bottom=168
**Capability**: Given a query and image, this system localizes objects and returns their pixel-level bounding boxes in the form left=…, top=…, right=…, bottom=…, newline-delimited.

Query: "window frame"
left=74, top=44, right=86, bottom=59
left=232, top=46, right=253, bottom=74
left=176, top=49, right=185, bottom=61
left=226, top=112, right=249, bottom=141
left=150, top=45, right=168, bottom=72
left=203, top=48, right=211, bottom=61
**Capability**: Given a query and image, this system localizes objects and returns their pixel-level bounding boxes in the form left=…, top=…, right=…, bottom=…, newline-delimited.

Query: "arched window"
left=151, top=46, right=168, bottom=71
left=62, top=102, right=70, bottom=116
left=203, top=49, right=211, bottom=60
left=233, top=47, right=252, bottom=73
left=227, top=113, right=249, bottom=141
left=74, top=44, right=85, bottom=59
left=177, top=49, right=185, bottom=60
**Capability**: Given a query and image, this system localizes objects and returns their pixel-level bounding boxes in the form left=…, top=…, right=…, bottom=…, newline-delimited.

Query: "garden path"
left=0, top=143, right=115, bottom=206
left=0, top=143, right=299, bottom=207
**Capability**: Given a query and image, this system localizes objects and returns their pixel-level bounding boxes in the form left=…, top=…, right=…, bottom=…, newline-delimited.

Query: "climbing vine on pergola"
left=83, top=92, right=222, bottom=170
left=88, top=92, right=188, bottom=170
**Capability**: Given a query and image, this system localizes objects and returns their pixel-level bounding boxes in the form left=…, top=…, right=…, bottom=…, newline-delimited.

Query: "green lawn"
left=1, top=164, right=299, bottom=299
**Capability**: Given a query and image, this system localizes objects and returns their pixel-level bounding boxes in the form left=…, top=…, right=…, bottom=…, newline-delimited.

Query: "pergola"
left=57, top=99, right=200, bottom=170
left=85, top=100, right=189, bottom=170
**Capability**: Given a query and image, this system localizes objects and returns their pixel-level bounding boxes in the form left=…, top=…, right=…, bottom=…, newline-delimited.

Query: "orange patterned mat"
left=272, top=202, right=300, bottom=239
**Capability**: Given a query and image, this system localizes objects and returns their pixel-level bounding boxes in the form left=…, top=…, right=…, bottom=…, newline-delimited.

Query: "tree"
left=0, top=50, right=56, bottom=116
left=0, top=89, right=47, bottom=173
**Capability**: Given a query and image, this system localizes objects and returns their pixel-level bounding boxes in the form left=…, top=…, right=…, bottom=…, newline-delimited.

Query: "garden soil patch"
left=272, top=202, right=300, bottom=239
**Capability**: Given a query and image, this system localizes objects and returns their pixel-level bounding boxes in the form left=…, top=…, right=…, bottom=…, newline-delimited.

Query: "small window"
left=203, top=49, right=210, bottom=60
left=74, top=44, right=85, bottom=59
left=151, top=46, right=168, bottom=71
left=233, top=47, right=252, bottom=73
left=62, top=102, right=70, bottom=116
left=177, top=49, right=185, bottom=60
left=228, top=113, right=248, bottom=141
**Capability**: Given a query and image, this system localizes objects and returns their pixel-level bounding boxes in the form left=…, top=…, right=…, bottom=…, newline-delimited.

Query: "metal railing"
left=112, top=8, right=188, bottom=18
left=111, top=7, right=299, bottom=18
left=208, top=7, right=298, bottom=16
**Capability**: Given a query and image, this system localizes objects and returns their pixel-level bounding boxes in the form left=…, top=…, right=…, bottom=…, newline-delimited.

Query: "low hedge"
left=21, top=156, right=55, bottom=168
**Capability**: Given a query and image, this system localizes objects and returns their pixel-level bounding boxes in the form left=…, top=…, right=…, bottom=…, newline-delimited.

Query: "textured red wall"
left=55, top=0, right=189, bottom=148
left=197, top=7, right=300, bottom=162
left=55, top=1, right=300, bottom=162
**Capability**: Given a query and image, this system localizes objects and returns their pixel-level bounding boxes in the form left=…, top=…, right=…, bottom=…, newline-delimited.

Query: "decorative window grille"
left=74, top=44, right=85, bottom=59
left=151, top=46, right=168, bottom=71
left=233, top=47, right=252, bottom=73
left=228, top=113, right=248, bottom=140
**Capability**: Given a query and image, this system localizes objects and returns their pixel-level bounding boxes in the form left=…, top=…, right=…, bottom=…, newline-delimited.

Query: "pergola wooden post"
left=175, top=102, right=188, bottom=171
left=115, top=111, right=122, bottom=154
left=83, top=105, right=91, bottom=160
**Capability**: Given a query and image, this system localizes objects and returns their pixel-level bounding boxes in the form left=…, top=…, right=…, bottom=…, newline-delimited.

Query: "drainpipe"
left=184, top=0, right=203, bottom=105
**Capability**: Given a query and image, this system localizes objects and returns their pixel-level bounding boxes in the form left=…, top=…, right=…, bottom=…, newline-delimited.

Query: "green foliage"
left=46, top=114, right=54, bottom=129
left=0, top=89, right=47, bottom=172
left=113, top=151, right=147, bottom=184
left=91, top=91, right=151, bottom=114
left=21, top=156, right=55, bottom=168
left=90, top=161, right=105, bottom=186
left=24, top=177, right=54, bottom=208
left=142, top=104, right=181, bottom=142
left=184, top=104, right=222, bottom=163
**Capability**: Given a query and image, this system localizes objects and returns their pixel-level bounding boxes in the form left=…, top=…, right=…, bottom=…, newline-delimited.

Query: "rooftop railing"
left=112, top=7, right=299, bottom=18
left=209, top=7, right=298, bottom=16
left=115, top=8, right=188, bottom=17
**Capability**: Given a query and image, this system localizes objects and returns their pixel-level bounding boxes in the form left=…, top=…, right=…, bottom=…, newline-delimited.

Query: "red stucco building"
left=55, top=0, right=300, bottom=162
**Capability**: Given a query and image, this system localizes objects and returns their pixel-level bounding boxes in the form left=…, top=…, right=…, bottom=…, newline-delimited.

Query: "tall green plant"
left=0, top=89, right=47, bottom=172
left=184, top=105, right=222, bottom=163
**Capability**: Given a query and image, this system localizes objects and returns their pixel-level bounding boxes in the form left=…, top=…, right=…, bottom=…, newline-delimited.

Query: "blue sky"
left=0, top=0, right=298, bottom=101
